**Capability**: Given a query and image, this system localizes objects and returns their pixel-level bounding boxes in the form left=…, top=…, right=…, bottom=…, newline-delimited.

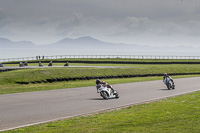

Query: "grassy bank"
left=2, top=64, right=200, bottom=84
left=4, top=89, right=200, bottom=133
left=1, top=75, right=198, bottom=95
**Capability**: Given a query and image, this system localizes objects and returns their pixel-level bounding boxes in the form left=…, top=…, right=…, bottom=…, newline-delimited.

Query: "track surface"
left=1, top=77, right=200, bottom=131
left=0, top=66, right=135, bottom=69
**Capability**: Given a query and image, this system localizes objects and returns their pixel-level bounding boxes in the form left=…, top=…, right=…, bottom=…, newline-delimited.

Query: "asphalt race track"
left=0, top=66, right=135, bottom=69
left=1, top=77, right=200, bottom=131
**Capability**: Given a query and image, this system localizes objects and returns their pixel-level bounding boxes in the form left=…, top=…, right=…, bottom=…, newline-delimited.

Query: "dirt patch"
left=41, top=71, right=50, bottom=74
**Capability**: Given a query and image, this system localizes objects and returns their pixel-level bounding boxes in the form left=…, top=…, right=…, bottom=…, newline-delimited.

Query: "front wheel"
left=100, top=91, right=109, bottom=99
left=172, top=84, right=175, bottom=89
left=114, top=91, right=119, bottom=98
left=167, top=83, right=171, bottom=90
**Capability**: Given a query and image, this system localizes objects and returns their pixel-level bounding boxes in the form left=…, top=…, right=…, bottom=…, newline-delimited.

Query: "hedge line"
left=0, top=68, right=30, bottom=73
left=0, top=68, right=21, bottom=72
left=16, top=73, right=200, bottom=84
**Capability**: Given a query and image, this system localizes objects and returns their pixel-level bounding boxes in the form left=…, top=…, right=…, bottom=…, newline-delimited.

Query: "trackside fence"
left=1, top=55, right=200, bottom=63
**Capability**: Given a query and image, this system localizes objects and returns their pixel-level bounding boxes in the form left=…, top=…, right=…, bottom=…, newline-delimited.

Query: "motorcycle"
left=48, top=62, right=53, bottom=67
left=19, top=62, right=25, bottom=67
left=39, top=62, right=43, bottom=67
left=96, top=84, right=119, bottom=99
left=165, top=78, right=175, bottom=90
left=64, top=62, right=69, bottom=67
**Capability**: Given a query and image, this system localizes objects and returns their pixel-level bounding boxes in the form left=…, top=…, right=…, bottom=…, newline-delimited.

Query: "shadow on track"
left=89, top=97, right=119, bottom=100
left=159, top=88, right=169, bottom=91
left=88, top=98, right=105, bottom=100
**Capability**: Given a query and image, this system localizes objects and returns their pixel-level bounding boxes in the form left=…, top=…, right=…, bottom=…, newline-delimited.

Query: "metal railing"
left=1, top=55, right=200, bottom=63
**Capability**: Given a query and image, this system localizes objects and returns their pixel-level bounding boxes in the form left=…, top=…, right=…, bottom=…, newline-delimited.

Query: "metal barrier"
left=1, top=55, right=200, bottom=63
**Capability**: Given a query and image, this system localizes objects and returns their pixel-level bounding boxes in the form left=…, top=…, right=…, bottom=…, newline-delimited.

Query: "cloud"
left=153, top=22, right=183, bottom=36
left=186, top=20, right=200, bottom=36
left=0, top=8, right=5, bottom=20
left=0, top=8, right=15, bottom=35
left=36, top=18, right=50, bottom=25
left=105, top=16, right=184, bottom=37
left=54, top=13, right=95, bottom=36
left=122, top=16, right=151, bottom=34
left=1, top=0, right=200, bottom=46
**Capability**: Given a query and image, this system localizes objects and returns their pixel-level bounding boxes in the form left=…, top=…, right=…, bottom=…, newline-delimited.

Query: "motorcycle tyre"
left=172, top=84, right=175, bottom=89
left=100, top=91, right=109, bottom=100
left=114, top=91, right=119, bottom=98
left=167, top=83, right=171, bottom=90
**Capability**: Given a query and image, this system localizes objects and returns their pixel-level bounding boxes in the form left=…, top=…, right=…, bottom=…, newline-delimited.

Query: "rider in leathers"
left=163, top=73, right=175, bottom=89
left=96, top=79, right=114, bottom=92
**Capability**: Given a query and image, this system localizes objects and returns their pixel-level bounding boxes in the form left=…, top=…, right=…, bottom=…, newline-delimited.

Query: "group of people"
left=36, top=56, right=44, bottom=60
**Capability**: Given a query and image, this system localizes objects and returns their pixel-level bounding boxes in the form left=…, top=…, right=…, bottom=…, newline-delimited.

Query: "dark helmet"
left=96, top=79, right=100, bottom=84
left=164, top=73, right=167, bottom=76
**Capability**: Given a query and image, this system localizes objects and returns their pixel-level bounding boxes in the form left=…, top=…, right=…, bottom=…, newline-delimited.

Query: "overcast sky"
left=1, top=0, right=200, bottom=46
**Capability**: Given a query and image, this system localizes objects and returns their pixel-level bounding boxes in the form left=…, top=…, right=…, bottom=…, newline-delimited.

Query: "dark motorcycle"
left=166, top=79, right=175, bottom=90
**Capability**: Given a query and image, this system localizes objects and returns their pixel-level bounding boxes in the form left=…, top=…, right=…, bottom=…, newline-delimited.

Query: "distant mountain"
left=0, top=38, right=14, bottom=47
left=0, top=36, right=197, bottom=51
left=43, top=36, right=144, bottom=50
left=74, top=36, right=105, bottom=44
left=0, top=38, right=35, bottom=48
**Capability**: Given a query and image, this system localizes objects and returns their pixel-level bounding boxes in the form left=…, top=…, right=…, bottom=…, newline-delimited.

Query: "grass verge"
left=0, top=75, right=198, bottom=95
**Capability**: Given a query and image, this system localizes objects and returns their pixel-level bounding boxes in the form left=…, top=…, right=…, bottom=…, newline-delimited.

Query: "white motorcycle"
left=96, top=84, right=119, bottom=99
left=164, top=78, right=175, bottom=90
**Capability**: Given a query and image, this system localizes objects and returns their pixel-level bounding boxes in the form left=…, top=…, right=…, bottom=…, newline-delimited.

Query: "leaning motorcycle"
left=96, top=84, right=119, bottom=99
left=165, top=78, right=175, bottom=90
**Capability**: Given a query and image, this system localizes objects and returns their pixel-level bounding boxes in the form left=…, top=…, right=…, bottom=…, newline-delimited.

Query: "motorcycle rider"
left=48, top=61, right=53, bottom=66
left=64, top=62, right=69, bottom=66
left=0, top=63, right=3, bottom=67
left=19, top=62, right=24, bottom=67
left=96, top=79, right=114, bottom=92
left=24, top=61, right=28, bottom=66
left=39, top=61, right=43, bottom=67
left=163, top=73, right=175, bottom=89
